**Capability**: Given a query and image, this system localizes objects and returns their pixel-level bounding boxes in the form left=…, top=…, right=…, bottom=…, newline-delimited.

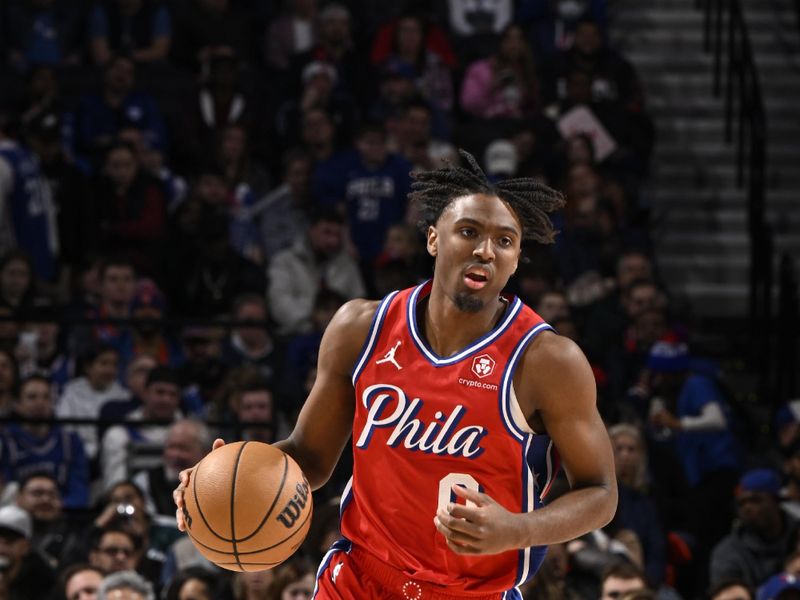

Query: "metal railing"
left=699, top=0, right=771, bottom=390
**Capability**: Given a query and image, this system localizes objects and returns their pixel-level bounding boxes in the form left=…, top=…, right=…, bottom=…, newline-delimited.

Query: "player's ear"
left=426, top=226, right=438, bottom=257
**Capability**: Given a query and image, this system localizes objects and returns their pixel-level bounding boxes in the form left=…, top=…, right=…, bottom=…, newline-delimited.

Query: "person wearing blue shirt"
left=313, top=123, right=412, bottom=285
left=0, top=375, right=89, bottom=509
left=88, top=0, right=172, bottom=65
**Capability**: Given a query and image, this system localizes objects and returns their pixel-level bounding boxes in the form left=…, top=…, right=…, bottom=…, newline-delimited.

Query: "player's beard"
left=454, top=292, right=484, bottom=313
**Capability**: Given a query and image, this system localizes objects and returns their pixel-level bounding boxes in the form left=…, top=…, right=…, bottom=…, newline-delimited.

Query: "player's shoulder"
left=519, top=330, right=592, bottom=381
left=325, top=298, right=382, bottom=345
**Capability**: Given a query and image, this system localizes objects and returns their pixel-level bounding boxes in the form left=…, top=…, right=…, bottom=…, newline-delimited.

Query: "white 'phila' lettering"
left=355, top=384, right=487, bottom=458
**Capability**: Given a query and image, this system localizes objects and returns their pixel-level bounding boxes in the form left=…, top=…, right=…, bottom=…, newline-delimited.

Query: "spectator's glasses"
left=98, top=546, right=134, bottom=557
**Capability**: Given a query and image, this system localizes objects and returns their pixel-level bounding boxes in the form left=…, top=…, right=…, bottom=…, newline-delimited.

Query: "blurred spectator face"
left=143, top=380, right=180, bottom=420
left=234, top=300, right=268, bottom=348
left=566, top=164, right=600, bottom=199
left=126, top=355, right=157, bottom=398
left=0, top=306, right=20, bottom=350
left=551, top=317, right=579, bottom=342
left=623, top=283, right=658, bottom=320
left=34, top=320, right=59, bottom=352
left=236, top=390, right=273, bottom=424
left=499, top=25, right=527, bottom=61
left=282, top=573, right=314, bottom=599
left=356, top=130, right=387, bottom=168
left=302, top=109, right=334, bottom=147
left=569, top=195, right=599, bottom=232
left=535, top=291, right=569, bottom=322
left=712, top=584, right=752, bottom=600
left=177, top=578, right=212, bottom=600
left=404, top=106, right=431, bottom=145
left=737, top=491, right=780, bottom=533
left=380, top=74, right=416, bottom=104
left=0, top=352, right=15, bottom=394
left=574, top=22, right=603, bottom=57
left=308, top=220, right=343, bottom=257
left=105, top=57, right=135, bottom=96
left=221, top=126, right=247, bottom=165
left=566, top=70, right=592, bottom=104
left=86, top=349, right=119, bottom=390
left=17, top=476, right=61, bottom=522
left=238, top=570, right=273, bottom=596
left=17, top=379, right=52, bottom=419
left=633, top=309, right=667, bottom=350
left=105, top=146, right=139, bottom=192
left=787, top=556, right=800, bottom=576
left=101, top=265, right=136, bottom=308
left=601, top=575, right=646, bottom=600
left=305, top=69, right=335, bottom=103
left=65, top=568, right=102, bottom=600
left=285, top=157, right=311, bottom=198
left=195, top=174, right=229, bottom=206
left=383, top=224, right=418, bottom=261
left=612, top=430, right=642, bottom=486
left=28, top=65, right=57, bottom=100
left=163, top=422, right=205, bottom=475
left=617, top=253, right=652, bottom=290
left=0, top=530, right=28, bottom=578
left=90, top=531, right=136, bottom=573
left=396, top=17, right=423, bottom=56
left=0, top=257, right=31, bottom=302
left=182, top=328, right=221, bottom=363
left=566, top=135, right=593, bottom=166
left=319, top=9, right=350, bottom=46
left=512, top=128, right=537, bottom=163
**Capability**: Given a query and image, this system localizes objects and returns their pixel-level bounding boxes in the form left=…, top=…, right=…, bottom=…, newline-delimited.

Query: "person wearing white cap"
left=0, top=504, right=57, bottom=599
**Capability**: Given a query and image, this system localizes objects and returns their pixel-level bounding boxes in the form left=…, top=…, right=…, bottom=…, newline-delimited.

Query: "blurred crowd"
left=0, top=0, right=797, bottom=599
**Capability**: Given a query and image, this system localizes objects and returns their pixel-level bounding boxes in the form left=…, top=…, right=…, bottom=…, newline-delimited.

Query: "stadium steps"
left=610, top=0, right=800, bottom=318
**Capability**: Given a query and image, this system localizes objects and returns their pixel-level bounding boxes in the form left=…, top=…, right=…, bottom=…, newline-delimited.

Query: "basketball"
left=182, top=441, right=313, bottom=572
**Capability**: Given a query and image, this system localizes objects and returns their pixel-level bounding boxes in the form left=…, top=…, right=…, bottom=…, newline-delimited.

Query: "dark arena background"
left=0, top=0, right=798, bottom=599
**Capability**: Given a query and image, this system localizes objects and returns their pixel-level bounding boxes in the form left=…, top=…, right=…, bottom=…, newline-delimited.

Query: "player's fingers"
left=436, top=509, right=483, bottom=537
left=212, top=438, right=226, bottom=451
left=445, top=537, right=481, bottom=555
left=434, top=515, right=480, bottom=545
left=451, top=484, right=489, bottom=506
left=176, top=508, right=186, bottom=532
left=444, top=502, right=482, bottom=522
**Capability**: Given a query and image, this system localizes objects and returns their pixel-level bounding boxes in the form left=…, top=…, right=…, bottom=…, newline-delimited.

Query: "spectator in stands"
left=609, top=424, right=666, bottom=588
left=88, top=0, right=172, bottom=65
left=58, top=342, right=129, bottom=462
left=600, top=561, right=650, bottom=600
left=217, top=124, right=271, bottom=202
left=518, top=0, right=608, bottom=57
left=175, top=325, right=227, bottom=414
left=263, top=0, right=318, bottom=71
left=460, top=24, right=541, bottom=120
left=78, top=257, right=137, bottom=353
left=74, top=55, right=167, bottom=167
left=172, top=0, right=253, bottom=70
left=100, top=367, right=182, bottom=486
left=133, top=419, right=210, bottom=520
left=709, top=579, right=754, bottom=600
left=535, top=290, right=570, bottom=323
left=221, top=293, right=281, bottom=385
left=89, top=526, right=139, bottom=576
left=390, top=99, right=456, bottom=171
left=98, top=354, right=157, bottom=443
left=0, top=374, right=89, bottom=508
left=292, top=3, right=367, bottom=105
left=710, top=469, right=800, bottom=589
left=300, top=107, right=337, bottom=163
left=372, top=222, right=429, bottom=297
left=373, top=14, right=455, bottom=119
left=61, top=564, right=104, bottom=600
left=248, top=149, right=312, bottom=262
left=163, top=566, right=216, bottom=600
left=314, top=122, right=412, bottom=274
left=94, top=142, right=168, bottom=277
left=0, top=251, right=36, bottom=315
left=15, top=472, right=83, bottom=569
left=0, top=504, right=57, bottom=600
left=115, top=278, right=181, bottom=371
left=224, top=378, right=287, bottom=444
left=444, top=0, right=512, bottom=62
left=6, top=0, right=83, bottom=70
left=267, top=557, right=316, bottom=600
left=0, top=349, right=18, bottom=416
left=24, top=110, right=96, bottom=281
left=98, top=569, right=155, bottom=600
left=268, top=207, right=365, bottom=336
left=229, top=568, right=274, bottom=600
left=0, top=117, right=59, bottom=283
left=756, top=574, right=800, bottom=600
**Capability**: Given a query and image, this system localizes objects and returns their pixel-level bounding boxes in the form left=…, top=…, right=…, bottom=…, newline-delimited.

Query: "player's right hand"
left=174, top=438, right=225, bottom=531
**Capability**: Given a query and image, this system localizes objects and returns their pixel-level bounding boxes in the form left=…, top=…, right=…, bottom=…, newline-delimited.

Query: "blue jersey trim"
left=312, top=538, right=352, bottom=599
left=406, top=281, right=522, bottom=367
left=351, top=291, right=399, bottom=385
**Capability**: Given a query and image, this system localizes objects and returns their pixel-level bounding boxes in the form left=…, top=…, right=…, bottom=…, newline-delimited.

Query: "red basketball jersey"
left=340, top=281, right=559, bottom=594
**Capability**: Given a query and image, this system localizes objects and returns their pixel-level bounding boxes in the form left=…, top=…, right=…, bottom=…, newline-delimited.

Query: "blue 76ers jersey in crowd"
left=340, top=280, right=560, bottom=594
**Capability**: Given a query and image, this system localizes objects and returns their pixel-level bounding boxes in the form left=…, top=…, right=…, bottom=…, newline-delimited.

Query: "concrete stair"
left=609, top=0, right=800, bottom=317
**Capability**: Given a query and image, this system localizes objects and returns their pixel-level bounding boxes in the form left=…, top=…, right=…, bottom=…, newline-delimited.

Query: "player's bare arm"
left=274, top=298, right=378, bottom=489
left=174, top=298, right=378, bottom=531
left=435, top=331, right=617, bottom=554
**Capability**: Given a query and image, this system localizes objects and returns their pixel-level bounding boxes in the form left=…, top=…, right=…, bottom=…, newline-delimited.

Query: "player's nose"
left=472, top=237, right=495, bottom=261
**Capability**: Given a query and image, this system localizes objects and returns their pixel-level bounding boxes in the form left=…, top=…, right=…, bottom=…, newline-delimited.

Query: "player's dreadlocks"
left=410, top=149, right=566, bottom=244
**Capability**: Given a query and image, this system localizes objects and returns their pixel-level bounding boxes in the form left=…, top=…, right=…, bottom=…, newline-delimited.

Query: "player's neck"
left=421, top=291, right=507, bottom=358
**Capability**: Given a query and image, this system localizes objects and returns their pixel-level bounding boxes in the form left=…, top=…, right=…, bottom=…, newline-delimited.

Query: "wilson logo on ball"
left=182, top=506, right=193, bottom=529
left=276, top=478, right=310, bottom=528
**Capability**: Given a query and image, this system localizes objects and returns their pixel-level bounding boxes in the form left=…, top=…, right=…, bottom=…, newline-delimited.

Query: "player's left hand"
left=434, top=485, right=521, bottom=555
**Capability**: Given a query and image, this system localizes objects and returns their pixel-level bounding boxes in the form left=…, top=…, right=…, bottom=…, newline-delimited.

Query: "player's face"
left=428, top=194, right=521, bottom=312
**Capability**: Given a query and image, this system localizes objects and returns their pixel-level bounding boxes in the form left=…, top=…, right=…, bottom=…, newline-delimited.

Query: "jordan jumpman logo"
left=376, top=340, right=403, bottom=370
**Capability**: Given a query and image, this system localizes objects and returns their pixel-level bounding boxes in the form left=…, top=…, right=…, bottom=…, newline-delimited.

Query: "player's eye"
left=460, top=228, right=475, bottom=237
left=498, top=237, right=513, bottom=247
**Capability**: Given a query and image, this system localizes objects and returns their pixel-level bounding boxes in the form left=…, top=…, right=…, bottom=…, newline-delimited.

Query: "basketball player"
left=174, top=150, right=617, bottom=599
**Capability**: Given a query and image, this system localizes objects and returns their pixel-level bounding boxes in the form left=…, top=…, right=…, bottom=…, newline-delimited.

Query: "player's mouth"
left=463, top=266, right=490, bottom=290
